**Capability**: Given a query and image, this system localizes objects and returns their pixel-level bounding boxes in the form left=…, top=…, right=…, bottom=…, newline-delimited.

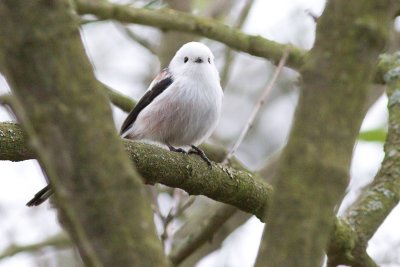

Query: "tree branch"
left=223, top=48, right=289, bottom=163
left=113, top=22, right=157, bottom=55
left=2, top=1, right=397, bottom=265
left=0, top=122, right=272, bottom=220
left=0, top=234, right=72, bottom=261
left=74, top=0, right=393, bottom=85
left=99, top=82, right=136, bottom=113
left=0, top=122, right=33, bottom=161
left=255, top=1, right=394, bottom=266
left=0, top=93, right=12, bottom=106
left=0, top=1, right=167, bottom=266
left=169, top=204, right=237, bottom=265
left=328, top=52, right=400, bottom=267
left=2, top=116, right=400, bottom=266
left=124, top=141, right=273, bottom=220
left=0, top=55, right=397, bottom=267
left=74, top=0, right=305, bottom=69
left=220, top=0, right=255, bottom=87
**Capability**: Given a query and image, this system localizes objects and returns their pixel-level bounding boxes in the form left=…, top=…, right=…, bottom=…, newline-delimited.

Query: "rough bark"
left=0, top=1, right=167, bottom=266
left=328, top=52, right=400, bottom=267
left=1, top=1, right=400, bottom=266
left=4, top=114, right=399, bottom=266
left=0, top=121, right=272, bottom=220
left=255, top=1, right=395, bottom=267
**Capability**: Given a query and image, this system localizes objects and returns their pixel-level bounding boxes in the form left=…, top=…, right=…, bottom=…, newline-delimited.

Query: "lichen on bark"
left=0, top=1, right=167, bottom=266
left=255, top=1, right=395, bottom=266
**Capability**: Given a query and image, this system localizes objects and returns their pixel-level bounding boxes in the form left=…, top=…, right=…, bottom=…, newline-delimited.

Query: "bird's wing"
left=120, top=69, right=174, bottom=136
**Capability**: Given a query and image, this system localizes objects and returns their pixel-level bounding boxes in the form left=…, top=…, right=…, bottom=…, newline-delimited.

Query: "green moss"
left=123, top=140, right=273, bottom=220
left=256, top=1, right=393, bottom=266
left=0, top=122, right=34, bottom=161
left=0, top=1, right=167, bottom=266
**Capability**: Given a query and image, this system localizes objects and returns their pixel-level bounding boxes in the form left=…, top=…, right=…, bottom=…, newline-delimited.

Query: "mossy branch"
left=126, top=141, right=273, bottom=220
left=100, top=82, right=136, bottom=113
left=1, top=55, right=398, bottom=266
left=74, top=0, right=305, bottom=69
left=0, top=2, right=398, bottom=263
left=0, top=122, right=272, bottom=220
left=328, top=52, right=400, bottom=267
left=0, top=1, right=167, bottom=266
left=255, top=1, right=394, bottom=266
left=0, top=122, right=33, bottom=161
left=1, top=119, right=399, bottom=266
left=75, top=0, right=392, bottom=84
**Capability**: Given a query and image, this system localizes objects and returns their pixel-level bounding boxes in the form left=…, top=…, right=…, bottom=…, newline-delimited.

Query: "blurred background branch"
left=220, top=0, right=255, bottom=87
left=0, top=1, right=167, bottom=266
left=255, top=1, right=395, bottom=266
left=1, top=1, right=399, bottom=267
left=0, top=234, right=72, bottom=261
left=75, top=0, right=305, bottom=68
left=328, top=52, right=400, bottom=267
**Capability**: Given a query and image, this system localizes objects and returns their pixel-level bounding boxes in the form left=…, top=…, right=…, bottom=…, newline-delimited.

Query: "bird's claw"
left=189, top=145, right=212, bottom=169
left=167, top=143, right=188, bottom=154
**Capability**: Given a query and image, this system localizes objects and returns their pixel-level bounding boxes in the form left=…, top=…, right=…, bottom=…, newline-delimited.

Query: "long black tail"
left=26, top=185, right=53, bottom=206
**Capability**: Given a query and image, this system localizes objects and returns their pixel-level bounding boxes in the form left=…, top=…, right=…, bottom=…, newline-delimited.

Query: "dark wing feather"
left=120, top=70, right=173, bottom=136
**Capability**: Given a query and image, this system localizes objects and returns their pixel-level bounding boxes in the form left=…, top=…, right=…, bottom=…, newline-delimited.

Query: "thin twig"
left=160, top=192, right=195, bottom=252
left=221, top=0, right=255, bottom=87
left=150, top=187, right=163, bottom=218
left=165, top=194, right=196, bottom=227
left=305, top=9, right=319, bottom=23
left=113, top=22, right=157, bottom=55
left=222, top=48, right=290, bottom=164
left=0, top=234, right=72, bottom=261
left=75, top=0, right=306, bottom=69
left=168, top=149, right=280, bottom=265
left=160, top=190, right=180, bottom=246
left=176, top=196, right=195, bottom=216
left=169, top=203, right=237, bottom=265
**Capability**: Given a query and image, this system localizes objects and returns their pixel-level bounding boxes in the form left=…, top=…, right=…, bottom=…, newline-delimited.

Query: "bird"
left=120, top=41, right=223, bottom=166
left=26, top=42, right=223, bottom=207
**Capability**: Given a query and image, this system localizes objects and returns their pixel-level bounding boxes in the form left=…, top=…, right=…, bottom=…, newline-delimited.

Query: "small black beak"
left=194, top=57, right=203, bottom=63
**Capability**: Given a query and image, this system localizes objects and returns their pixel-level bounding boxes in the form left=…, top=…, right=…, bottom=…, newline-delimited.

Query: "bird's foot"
left=189, top=145, right=212, bottom=169
left=167, top=143, right=188, bottom=154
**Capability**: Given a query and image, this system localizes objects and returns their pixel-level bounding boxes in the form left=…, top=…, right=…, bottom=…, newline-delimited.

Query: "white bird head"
left=169, top=42, right=219, bottom=82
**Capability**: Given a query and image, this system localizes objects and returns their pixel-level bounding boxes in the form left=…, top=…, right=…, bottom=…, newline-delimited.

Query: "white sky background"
left=0, top=0, right=399, bottom=266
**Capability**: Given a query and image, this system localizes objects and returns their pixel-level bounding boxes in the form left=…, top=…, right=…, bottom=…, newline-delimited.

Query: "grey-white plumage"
left=26, top=43, right=223, bottom=207
left=120, top=42, right=223, bottom=149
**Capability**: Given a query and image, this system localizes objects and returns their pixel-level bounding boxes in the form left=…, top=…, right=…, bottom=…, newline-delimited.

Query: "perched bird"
left=26, top=42, right=223, bottom=207
left=120, top=41, right=223, bottom=166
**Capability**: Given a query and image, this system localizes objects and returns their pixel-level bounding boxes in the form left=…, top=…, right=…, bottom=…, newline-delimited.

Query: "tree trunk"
left=255, top=1, right=395, bottom=266
left=0, top=1, right=167, bottom=266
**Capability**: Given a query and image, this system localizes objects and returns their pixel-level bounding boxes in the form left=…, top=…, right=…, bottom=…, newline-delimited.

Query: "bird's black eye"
left=208, top=57, right=211, bottom=64
left=184, top=57, right=189, bottom=63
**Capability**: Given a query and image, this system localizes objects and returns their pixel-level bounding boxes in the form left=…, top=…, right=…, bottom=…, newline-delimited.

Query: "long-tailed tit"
left=26, top=42, right=222, bottom=206
left=120, top=42, right=223, bottom=166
